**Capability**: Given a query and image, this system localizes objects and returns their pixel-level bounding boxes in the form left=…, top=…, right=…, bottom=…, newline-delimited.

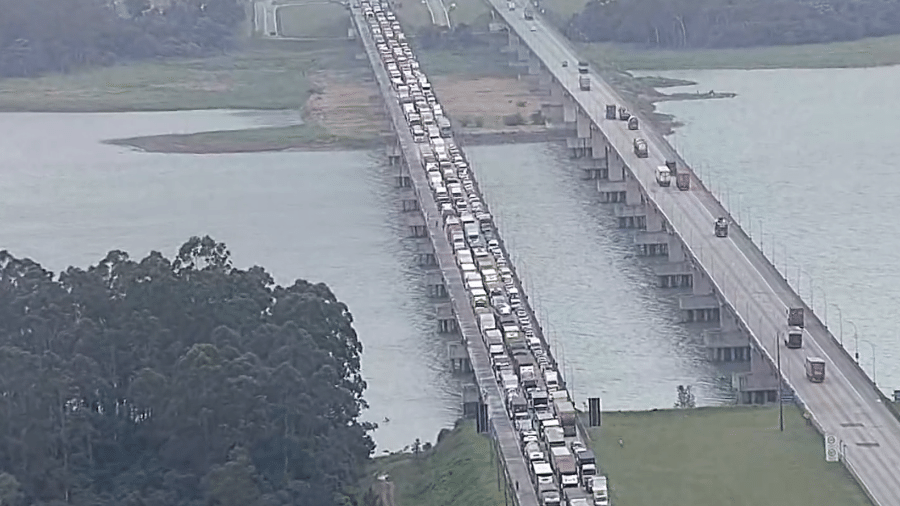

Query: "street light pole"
left=847, top=320, right=860, bottom=362
left=861, top=339, right=876, bottom=385
left=831, top=303, right=843, bottom=346
left=776, top=333, right=784, bottom=431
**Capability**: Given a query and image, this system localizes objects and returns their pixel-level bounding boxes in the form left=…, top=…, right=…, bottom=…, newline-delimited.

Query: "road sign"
left=825, top=433, right=839, bottom=462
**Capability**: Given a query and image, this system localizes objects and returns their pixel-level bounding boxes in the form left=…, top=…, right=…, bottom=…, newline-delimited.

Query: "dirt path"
left=375, top=477, right=397, bottom=506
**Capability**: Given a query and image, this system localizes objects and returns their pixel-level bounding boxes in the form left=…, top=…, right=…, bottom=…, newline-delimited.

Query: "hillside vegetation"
left=0, top=236, right=374, bottom=506
left=566, top=0, right=900, bottom=49
left=0, top=0, right=245, bottom=77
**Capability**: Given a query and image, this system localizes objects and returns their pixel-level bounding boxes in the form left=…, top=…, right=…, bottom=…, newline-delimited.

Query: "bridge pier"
left=734, top=347, right=780, bottom=404
left=541, top=80, right=566, bottom=125
left=415, top=240, right=437, bottom=267
left=400, top=188, right=420, bottom=212
left=425, top=270, right=448, bottom=298
left=653, top=261, right=693, bottom=288
left=437, top=303, right=459, bottom=333
left=406, top=213, right=428, bottom=238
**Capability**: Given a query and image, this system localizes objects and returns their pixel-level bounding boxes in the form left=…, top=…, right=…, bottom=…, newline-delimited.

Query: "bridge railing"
left=490, top=419, right=522, bottom=506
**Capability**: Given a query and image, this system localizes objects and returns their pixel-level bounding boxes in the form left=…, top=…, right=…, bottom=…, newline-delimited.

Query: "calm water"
left=645, top=66, right=900, bottom=395
left=0, top=111, right=461, bottom=452
left=4, top=66, right=897, bottom=450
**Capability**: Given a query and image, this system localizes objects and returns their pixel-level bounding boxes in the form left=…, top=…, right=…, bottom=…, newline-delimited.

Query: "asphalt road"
left=490, top=1, right=900, bottom=503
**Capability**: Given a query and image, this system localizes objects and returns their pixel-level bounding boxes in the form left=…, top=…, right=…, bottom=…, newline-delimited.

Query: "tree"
left=0, top=237, right=374, bottom=506
left=675, top=385, right=696, bottom=409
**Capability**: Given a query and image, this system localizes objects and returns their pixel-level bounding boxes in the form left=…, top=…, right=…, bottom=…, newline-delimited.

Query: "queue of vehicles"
left=359, top=3, right=611, bottom=504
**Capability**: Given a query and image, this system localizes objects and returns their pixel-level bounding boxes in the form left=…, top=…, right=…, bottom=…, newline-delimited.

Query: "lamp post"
left=830, top=303, right=843, bottom=346
left=776, top=332, right=784, bottom=432
left=847, top=320, right=860, bottom=362
left=861, top=339, right=876, bottom=385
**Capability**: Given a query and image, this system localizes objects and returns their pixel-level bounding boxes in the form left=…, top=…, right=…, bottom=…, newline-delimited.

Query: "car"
left=562, top=60, right=568, bottom=67
left=530, top=25, right=537, bottom=32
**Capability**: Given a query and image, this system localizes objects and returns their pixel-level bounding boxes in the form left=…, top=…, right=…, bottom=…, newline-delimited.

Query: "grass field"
left=106, top=123, right=380, bottom=153
left=369, top=420, right=507, bottom=506
left=579, top=34, right=900, bottom=70
left=0, top=39, right=357, bottom=112
left=589, top=407, right=872, bottom=506
left=277, top=3, right=350, bottom=38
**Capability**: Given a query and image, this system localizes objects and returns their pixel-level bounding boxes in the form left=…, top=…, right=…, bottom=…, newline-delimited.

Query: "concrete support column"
left=667, top=236, right=686, bottom=262
left=507, top=31, right=519, bottom=50
left=646, top=207, right=665, bottom=232
left=528, top=54, right=542, bottom=75
left=517, top=44, right=529, bottom=62
left=607, top=149, right=625, bottom=181
left=692, top=268, right=713, bottom=295
left=625, top=178, right=643, bottom=206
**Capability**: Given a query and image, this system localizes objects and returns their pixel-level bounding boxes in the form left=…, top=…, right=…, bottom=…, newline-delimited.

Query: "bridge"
left=481, top=0, right=900, bottom=503
left=348, top=0, right=900, bottom=503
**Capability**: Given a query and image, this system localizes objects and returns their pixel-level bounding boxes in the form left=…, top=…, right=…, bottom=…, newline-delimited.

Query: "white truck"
left=655, top=166, right=671, bottom=187
left=591, top=476, right=609, bottom=506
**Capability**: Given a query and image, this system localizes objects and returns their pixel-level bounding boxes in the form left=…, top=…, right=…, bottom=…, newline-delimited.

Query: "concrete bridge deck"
left=351, top=6, right=540, bottom=506
left=488, top=1, right=900, bottom=503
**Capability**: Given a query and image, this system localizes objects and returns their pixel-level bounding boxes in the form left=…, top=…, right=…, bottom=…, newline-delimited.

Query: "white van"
left=544, top=370, right=559, bottom=391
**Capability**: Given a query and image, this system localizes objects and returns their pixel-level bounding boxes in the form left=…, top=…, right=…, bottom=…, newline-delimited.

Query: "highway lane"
left=491, top=2, right=900, bottom=503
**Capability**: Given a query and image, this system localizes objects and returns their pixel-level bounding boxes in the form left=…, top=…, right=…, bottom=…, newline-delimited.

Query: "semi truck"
left=579, top=75, right=591, bottom=91
left=574, top=449, right=596, bottom=489
left=550, top=449, right=579, bottom=488
left=785, top=325, right=803, bottom=349
left=655, top=166, right=671, bottom=187
left=806, top=357, right=826, bottom=382
left=665, top=159, right=677, bottom=176
left=633, top=138, right=648, bottom=158
left=554, top=399, right=577, bottom=437
left=676, top=172, right=690, bottom=191
left=605, top=104, right=616, bottom=119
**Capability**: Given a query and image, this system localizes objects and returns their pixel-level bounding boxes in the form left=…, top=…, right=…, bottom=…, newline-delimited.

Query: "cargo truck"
left=676, top=172, right=690, bottom=191
left=788, top=307, right=805, bottom=328
left=574, top=450, right=596, bottom=489
left=785, top=325, right=803, bottom=349
left=633, top=138, right=648, bottom=158
left=550, top=448, right=579, bottom=488
left=655, top=166, right=671, bottom=187
left=554, top=400, right=577, bottom=437
left=806, top=357, right=825, bottom=382
left=591, top=476, right=610, bottom=506
left=579, top=75, right=591, bottom=91
left=618, top=107, right=630, bottom=120
left=665, top=159, right=677, bottom=176
left=564, top=488, right=592, bottom=506
left=714, top=217, right=729, bottom=238
left=605, top=104, right=616, bottom=119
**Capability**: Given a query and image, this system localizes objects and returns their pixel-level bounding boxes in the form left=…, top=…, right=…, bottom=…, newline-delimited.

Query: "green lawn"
left=579, top=34, right=900, bottom=70
left=106, top=123, right=379, bottom=153
left=370, top=420, right=507, bottom=506
left=0, top=39, right=354, bottom=112
left=589, top=407, right=872, bottom=506
left=276, top=3, right=350, bottom=38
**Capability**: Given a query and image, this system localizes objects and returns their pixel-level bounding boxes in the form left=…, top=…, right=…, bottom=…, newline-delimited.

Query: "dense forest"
left=0, top=236, right=374, bottom=506
left=0, top=0, right=244, bottom=77
left=566, top=0, right=900, bottom=48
